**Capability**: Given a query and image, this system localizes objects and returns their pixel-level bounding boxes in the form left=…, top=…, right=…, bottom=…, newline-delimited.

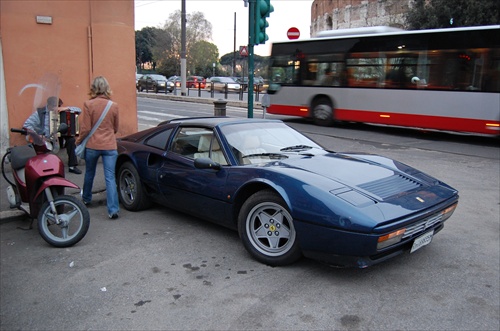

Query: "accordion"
left=49, top=109, right=80, bottom=137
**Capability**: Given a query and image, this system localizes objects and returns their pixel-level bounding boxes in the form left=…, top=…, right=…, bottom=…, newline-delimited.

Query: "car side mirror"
left=194, top=157, right=221, bottom=171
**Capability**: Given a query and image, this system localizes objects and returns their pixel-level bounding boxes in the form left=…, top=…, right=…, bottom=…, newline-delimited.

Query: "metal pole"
left=180, top=0, right=187, bottom=96
left=247, top=0, right=255, bottom=118
left=233, top=12, right=236, bottom=76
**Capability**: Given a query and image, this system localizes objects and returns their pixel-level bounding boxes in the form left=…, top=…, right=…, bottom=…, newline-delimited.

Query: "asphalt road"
left=1, top=96, right=498, bottom=330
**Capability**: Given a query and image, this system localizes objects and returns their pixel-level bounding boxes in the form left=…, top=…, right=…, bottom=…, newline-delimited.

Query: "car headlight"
left=440, top=203, right=457, bottom=222
left=377, top=229, right=406, bottom=250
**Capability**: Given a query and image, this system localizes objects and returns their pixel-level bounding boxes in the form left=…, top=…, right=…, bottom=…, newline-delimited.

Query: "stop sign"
left=287, top=27, right=300, bottom=40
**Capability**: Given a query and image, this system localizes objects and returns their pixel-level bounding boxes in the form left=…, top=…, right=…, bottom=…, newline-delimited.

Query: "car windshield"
left=220, top=121, right=325, bottom=164
left=151, top=74, right=167, bottom=80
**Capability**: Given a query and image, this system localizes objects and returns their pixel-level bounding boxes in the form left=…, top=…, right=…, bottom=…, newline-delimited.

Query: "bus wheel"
left=312, top=99, right=334, bottom=126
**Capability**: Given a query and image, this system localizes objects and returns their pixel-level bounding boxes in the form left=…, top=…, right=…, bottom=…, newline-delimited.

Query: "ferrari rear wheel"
left=238, top=190, right=302, bottom=266
left=117, top=161, right=151, bottom=211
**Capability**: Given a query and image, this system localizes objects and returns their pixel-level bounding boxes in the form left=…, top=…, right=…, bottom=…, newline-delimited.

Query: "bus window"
left=385, top=56, right=420, bottom=88
left=304, top=63, right=318, bottom=85
left=423, top=49, right=495, bottom=91
left=269, top=55, right=302, bottom=85
left=346, top=56, right=386, bottom=87
left=315, top=62, right=345, bottom=86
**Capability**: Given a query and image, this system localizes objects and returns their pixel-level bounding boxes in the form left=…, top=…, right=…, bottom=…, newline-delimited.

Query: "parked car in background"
left=137, top=74, right=174, bottom=93
left=230, top=76, right=244, bottom=84
left=186, top=76, right=206, bottom=89
left=168, top=76, right=181, bottom=88
left=253, top=76, right=267, bottom=92
left=207, top=76, right=241, bottom=93
left=115, top=117, right=459, bottom=267
left=236, top=77, right=267, bottom=92
left=136, top=74, right=142, bottom=89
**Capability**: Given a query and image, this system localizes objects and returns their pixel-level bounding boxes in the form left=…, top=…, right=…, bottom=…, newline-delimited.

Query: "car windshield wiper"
left=280, top=145, right=314, bottom=152
left=242, top=153, right=288, bottom=159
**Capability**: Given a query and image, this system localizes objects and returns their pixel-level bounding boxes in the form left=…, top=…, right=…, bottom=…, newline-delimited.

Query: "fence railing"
left=138, top=82, right=265, bottom=102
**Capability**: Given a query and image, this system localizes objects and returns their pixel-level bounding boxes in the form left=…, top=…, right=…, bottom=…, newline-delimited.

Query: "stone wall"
left=311, top=0, right=413, bottom=36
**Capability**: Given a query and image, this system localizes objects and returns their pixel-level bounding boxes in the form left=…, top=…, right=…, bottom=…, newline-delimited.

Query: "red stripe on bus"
left=268, top=104, right=309, bottom=117
left=267, top=104, right=500, bottom=135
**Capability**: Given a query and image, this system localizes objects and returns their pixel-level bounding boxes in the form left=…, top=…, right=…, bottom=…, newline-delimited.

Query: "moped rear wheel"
left=38, top=195, right=90, bottom=247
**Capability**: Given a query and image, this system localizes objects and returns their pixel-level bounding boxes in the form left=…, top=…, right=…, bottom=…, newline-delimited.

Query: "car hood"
left=276, top=152, right=458, bottom=221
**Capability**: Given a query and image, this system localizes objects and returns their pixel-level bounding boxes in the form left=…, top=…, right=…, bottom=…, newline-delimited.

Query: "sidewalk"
left=0, top=152, right=107, bottom=222
left=1, top=94, right=261, bottom=222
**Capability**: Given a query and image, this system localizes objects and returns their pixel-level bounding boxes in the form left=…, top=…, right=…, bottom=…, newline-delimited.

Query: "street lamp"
left=213, top=63, right=215, bottom=77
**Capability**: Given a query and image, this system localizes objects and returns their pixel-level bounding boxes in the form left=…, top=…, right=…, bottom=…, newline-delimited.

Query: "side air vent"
left=359, top=174, right=421, bottom=199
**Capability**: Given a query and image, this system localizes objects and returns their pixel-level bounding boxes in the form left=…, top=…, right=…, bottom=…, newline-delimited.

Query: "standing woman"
left=76, top=76, right=120, bottom=219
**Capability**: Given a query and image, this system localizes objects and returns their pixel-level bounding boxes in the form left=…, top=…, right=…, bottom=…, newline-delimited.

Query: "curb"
left=0, top=189, right=107, bottom=223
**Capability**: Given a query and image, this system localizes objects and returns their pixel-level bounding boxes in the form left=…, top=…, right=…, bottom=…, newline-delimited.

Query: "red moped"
left=2, top=125, right=90, bottom=247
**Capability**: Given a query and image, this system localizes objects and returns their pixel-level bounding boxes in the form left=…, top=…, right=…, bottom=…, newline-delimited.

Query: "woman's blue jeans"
left=82, top=148, right=120, bottom=215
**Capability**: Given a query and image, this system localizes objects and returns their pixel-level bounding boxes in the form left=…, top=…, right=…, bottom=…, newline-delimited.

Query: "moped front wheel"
left=38, top=195, right=90, bottom=247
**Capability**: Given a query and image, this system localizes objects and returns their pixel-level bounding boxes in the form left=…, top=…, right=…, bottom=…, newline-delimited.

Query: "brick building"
left=0, top=0, right=137, bottom=152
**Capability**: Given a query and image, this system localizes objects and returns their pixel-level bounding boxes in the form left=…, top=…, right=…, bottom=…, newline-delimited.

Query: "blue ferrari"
left=115, top=117, right=459, bottom=267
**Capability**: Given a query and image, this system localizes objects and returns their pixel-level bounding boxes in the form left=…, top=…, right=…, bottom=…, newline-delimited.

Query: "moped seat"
left=10, top=145, right=36, bottom=170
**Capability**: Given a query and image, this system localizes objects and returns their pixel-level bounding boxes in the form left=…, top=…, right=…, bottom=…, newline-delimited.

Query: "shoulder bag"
left=75, top=100, right=113, bottom=159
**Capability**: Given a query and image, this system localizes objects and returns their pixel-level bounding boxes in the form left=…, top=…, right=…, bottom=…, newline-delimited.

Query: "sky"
left=134, top=0, right=313, bottom=56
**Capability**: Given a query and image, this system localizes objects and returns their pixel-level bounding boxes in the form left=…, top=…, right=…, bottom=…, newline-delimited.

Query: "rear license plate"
left=410, top=231, right=434, bottom=253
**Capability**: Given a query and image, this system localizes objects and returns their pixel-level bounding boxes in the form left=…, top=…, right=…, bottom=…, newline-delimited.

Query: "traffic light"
left=254, top=0, right=274, bottom=45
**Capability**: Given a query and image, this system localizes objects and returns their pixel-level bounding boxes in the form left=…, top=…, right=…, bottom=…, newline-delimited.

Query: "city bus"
left=266, top=25, right=500, bottom=135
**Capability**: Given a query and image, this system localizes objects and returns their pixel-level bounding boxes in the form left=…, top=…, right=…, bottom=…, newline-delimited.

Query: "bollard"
left=213, top=99, right=227, bottom=116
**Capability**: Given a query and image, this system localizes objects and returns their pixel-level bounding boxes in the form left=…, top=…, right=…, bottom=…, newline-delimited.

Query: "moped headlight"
left=45, top=140, right=53, bottom=151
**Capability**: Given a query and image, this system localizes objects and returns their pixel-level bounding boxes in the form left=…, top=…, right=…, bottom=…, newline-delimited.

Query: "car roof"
left=150, top=74, right=166, bottom=79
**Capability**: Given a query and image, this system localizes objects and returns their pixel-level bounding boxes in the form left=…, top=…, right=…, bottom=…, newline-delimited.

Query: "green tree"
left=189, top=40, right=219, bottom=77
left=151, top=28, right=177, bottom=77
left=153, top=10, right=215, bottom=77
left=406, top=0, right=500, bottom=30
left=135, top=27, right=162, bottom=71
left=220, top=52, right=269, bottom=78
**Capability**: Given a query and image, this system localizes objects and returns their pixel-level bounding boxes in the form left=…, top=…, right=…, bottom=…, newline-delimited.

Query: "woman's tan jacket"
left=76, top=95, right=119, bottom=150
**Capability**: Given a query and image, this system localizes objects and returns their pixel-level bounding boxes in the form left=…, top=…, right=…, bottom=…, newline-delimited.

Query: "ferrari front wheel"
left=238, top=190, right=302, bottom=266
left=117, top=161, right=151, bottom=211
